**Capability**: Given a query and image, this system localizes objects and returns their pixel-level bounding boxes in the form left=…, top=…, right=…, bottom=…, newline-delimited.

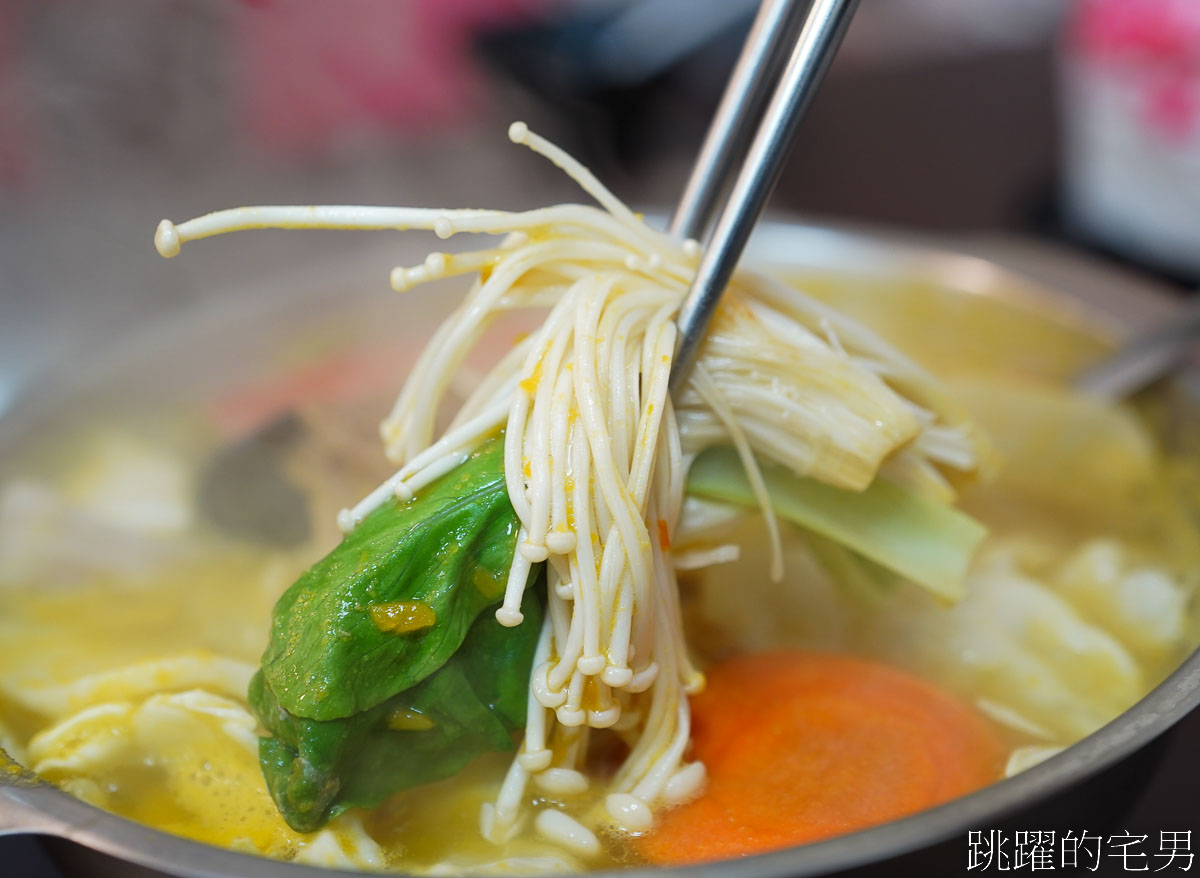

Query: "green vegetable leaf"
left=686, top=446, right=986, bottom=602
left=260, top=436, right=518, bottom=721
left=800, top=529, right=903, bottom=602
left=252, top=587, right=544, bottom=833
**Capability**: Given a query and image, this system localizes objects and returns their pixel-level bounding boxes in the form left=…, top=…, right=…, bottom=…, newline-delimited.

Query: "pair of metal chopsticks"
left=668, top=0, right=860, bottom=391
left=666, top=0, right=1199, bottom=402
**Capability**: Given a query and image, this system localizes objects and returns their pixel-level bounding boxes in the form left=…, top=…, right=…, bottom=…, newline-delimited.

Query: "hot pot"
left=1, top=220, right=1196, bottom=878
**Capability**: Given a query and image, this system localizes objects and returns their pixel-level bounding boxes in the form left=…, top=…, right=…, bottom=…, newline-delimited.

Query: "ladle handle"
left=1075, top=295, right=1200, bottom=398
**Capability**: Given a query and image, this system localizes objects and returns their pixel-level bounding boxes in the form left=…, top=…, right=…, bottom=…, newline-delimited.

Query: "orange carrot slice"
left=638, top=651, right=1004, bottom=866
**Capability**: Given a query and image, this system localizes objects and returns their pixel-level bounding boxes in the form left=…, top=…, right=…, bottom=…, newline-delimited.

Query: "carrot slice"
left=638, top=651, right=1004, bottom=866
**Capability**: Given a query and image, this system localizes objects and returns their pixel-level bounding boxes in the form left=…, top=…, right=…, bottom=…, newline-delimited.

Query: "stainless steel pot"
left=1, top=221, right=1196, bottom=877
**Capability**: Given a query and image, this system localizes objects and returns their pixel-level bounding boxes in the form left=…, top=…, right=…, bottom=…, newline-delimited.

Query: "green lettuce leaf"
left=260, top=437, right=520, bottom=721
left=252, top=587, right=543, bottom=832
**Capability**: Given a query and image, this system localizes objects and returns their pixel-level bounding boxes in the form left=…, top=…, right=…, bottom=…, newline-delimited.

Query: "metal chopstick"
left=669, top=0, right=860, bottom=392
left=669, top=0, right=806, bottom=243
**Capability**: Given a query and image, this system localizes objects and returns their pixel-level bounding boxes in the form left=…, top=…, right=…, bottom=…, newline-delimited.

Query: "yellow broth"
left=0, top=272, right=1196, bottom=871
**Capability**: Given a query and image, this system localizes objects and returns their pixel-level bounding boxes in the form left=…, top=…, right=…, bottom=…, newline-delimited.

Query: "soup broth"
left=0, top=270, right=1196, bottom=872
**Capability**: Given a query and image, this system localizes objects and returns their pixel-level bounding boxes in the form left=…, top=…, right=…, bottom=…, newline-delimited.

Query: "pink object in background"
left=1071, top=0, right=1200, bottom=139
left=0, top=6, right=38, bottom=189
left=1061, top=0, right=1200, bottom=274
left=231, top=0, right=550, bottom=157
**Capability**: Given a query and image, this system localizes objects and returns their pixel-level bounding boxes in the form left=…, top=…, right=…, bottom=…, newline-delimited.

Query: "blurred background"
left=1, top=2, right=1198, bottom=875
left=2, top=0, right=1199, bottom=416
